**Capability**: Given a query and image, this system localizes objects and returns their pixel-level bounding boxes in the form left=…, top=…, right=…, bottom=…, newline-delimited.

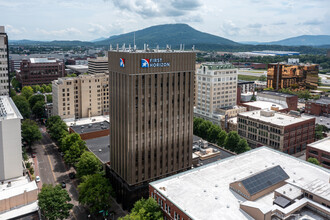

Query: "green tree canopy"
left=258, top=75, right=267, bottom=82
left=76, top=151, right=102, bottom=178
left=21, top=119, right=42, bottom=147
left=78, top=173, right=113, bottom=214
left=207, top=124, right=222, bottom=143
left=21, top=86, right=34, bottom=100
left=197, top=120, right=213, bottom=140
left=12, top=95, right=31, bottom=119
left=64, top=142, right=86, bottom=165
left=60, top=133, right=85, bottom=152
left=236, top=138, right=251, bottom=154
left=48, top=120, right=68, bottom=142
left=46, top=115, right=62, bottom=128
left=32, top=100, right=45, bottom=119
left=28, top=94, right=44, bottom=109
left=120, top=198, right=163, bottom=220
left=45, top=84, right=52, bottom=93
left=46, top=94, right=52, bottom=103
left=38, top=184, right=73, bottom=220
left=10, top=88, right=17, bottom=97
left=307, top=157, right=321, bottom=166
left=224, top=131, right=241, bottom=152
left=217, top=130, right=227, bottom=147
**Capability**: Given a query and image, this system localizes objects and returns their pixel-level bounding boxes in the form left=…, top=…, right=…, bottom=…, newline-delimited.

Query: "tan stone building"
left=87, top=57, right=108, bottom=74
left=52, top=73, right=109, bottom=119
left=108, top=49, right=195, bottom=209
left=0, top=26, right=9, bottom=96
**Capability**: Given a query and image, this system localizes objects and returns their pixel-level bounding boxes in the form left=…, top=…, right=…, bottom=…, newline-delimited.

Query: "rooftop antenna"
left=183, top=44, right=185, bottom=51
left=129, top=44, right=131, bottom=51
left=116, top=44, right=119, bottom=52
left=110, top=44, right=112, bottom=51
left=133, top=32, right=136, bottom=49
left=156, top=45, right=159, bottom=51
left=180, top=44, right=182, bottom=51
left=122, top=43, right=125, bottom=51
left=192, top=45, right=195, bottom=51
left=144, top=43, right=146, bottom=51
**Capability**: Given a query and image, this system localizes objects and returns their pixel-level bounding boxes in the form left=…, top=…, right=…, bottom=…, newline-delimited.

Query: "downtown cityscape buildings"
left=1, top=5, right=330, bottom=217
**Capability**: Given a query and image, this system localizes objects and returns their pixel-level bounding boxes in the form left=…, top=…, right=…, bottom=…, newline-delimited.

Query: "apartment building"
left=108, top=49, right=195, bottom=209
left=16, top=58, right=65, bottom=86
left=238, top=109, right=315, bottom=155
left=305, top=97, right=330, bottom=117
left=0, top=26, right=9, bottom=96
left=52, top=73, right=109, bottom=119
left=87, top=57, right=108, bottom=74
left=194, top=63, right=239, bottom=125
left=306, top=137, right=330, bottom=169
left=267, top=63, right=319, bottom=90
left=150, top=147, right=330, bottom=220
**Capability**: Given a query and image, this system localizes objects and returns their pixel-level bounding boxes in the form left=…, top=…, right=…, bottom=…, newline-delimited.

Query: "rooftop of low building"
left=308, top=137, right=330, bottom=153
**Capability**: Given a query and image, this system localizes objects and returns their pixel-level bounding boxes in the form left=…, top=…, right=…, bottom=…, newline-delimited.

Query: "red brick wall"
left=306, top=102, right=322, bottom=116
left=286, top=96, right=298, bottom=111
left=69, top=127, right=109, bottom=140
left=149, top=185, right=192, bottom=220
left=306, top=145, right=330, bottom=169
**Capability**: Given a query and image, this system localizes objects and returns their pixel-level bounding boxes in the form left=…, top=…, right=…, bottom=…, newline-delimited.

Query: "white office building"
left=0, top=26, right=9, bottom=96
left=0, top=96, right=23, bottom=181
left=194, top=63, right=241, bottom=125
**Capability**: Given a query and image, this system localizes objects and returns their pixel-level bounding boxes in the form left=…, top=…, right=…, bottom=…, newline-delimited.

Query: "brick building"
left=150, top=147, right=330, bottom=220
left=306, top=137, right=330, bottom=169
left=267, top=63, right=319, bottom=90
left=69, top=121, right=110, bottom=140
left=238, top=109, right=315, bottom=155
left=16, top=58, right=65, bottom=86
left=305, top=97, right=330, bottom=117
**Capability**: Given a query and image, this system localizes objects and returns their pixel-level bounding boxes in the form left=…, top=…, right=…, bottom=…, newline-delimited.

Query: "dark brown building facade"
left=108, top=50, right=195, bottom=208
left=16, top=58, right=65, bottom=86
left=267, top=63, right=319, bottom=90
left=305, top=97, right=330, bottom=117
left=306, top=138, right=330, bottom=169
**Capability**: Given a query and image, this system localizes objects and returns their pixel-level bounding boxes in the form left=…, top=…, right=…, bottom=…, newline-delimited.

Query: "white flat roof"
left=0, top=96, right=23, bottom=120
left=63, top=115, right=109, bottom=127
left=0, top=175, right=38, bottom=201
left=30, top=57, right=56, bottom=63
left=239, top=110, right=314, bottom=126
left=243, top=100, right=285, bottom=110
left=66, top=65, right=88, bottom=70
left=275, top=183, right=302, bottom=200
left=308, top=137, right=330, bottom=153
left=150, top=147, right=330, bottom=220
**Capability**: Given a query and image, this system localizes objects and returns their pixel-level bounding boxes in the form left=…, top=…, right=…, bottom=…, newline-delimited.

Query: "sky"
left=1, top=0, right=330, bottom=42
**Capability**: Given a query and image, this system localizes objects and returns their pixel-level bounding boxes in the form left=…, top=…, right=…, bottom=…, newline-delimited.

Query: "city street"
left=32, top=126, right=88, bottom=220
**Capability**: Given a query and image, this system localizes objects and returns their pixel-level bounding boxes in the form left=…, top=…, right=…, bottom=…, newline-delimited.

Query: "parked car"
left=35, top=176, right=40, bottom=183
left=32, top=153, right=36, bottom=158
left=61, top=181, right=66, bottom=188
left=69, top=172, right=76, bottom=179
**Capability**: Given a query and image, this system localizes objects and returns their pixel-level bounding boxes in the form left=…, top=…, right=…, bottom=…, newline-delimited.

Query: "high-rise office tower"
left=108, top=49, right=195, bottom=208
left=0, top=26, right=9, bottom=96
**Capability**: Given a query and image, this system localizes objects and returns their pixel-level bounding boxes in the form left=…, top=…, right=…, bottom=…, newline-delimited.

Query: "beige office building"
left=52, top=73, right=109, bottom=119
left=194, top=63, right=240, bottom=125
left=108, top=49, right=195, bottom=201
left=0, top=26, right=9, bottom=96
left=88, top=57, right=108, bottom=74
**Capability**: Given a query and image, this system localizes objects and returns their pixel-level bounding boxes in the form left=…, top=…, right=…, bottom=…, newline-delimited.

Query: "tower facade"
left=109, top=50, right=195, bottom=187
left=0, top=26, right=9, bottom=96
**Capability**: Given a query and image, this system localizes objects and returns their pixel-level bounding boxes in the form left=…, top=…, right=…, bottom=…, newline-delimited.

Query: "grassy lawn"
left=238, top=75, right=260, bottom=81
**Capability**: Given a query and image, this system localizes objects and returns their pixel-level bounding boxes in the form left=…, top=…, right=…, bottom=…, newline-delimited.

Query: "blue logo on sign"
left=141, top=59, right=149, bottom=68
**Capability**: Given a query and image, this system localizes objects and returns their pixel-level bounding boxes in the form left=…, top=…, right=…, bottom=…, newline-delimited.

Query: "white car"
left=35, top=176, right=40, bottom=183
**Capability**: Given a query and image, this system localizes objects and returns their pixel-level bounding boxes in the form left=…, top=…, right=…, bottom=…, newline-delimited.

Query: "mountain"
left=94, top=23, right=239, bottom=48
left=91, top=37, right=107, bottom=42
left=260, top=35, right=330, bottom=46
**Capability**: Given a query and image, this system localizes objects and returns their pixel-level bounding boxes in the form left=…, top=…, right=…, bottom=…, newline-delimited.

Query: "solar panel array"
left=241, top=165, right=289, bottom=196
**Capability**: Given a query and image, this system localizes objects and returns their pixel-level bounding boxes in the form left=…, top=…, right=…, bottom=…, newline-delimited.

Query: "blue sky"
left=1, top=0, right=329, bottom=42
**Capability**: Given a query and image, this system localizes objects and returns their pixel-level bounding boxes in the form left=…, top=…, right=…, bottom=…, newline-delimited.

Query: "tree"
left=217, top=130, right=227, bottom=147
left=197, top=120, right=213, bottom=140
left=193, top=117, right=204, bottom=135
left=78, top=174, right=113, bottom=214
left=21, top=86, right=34, bottom=100
left=120, top=198, right=163, bottom=220
left=307, top=157, right=321, bottom=166
left=12, top=95, right=31, bottom=118
left=76, top=151, right=102, bottom=178
left=236, top=139, right=251, bottom=154
left=38, top=184, right=73, bottom=220
left=60, top=133, right=86, bottom=152
left=207, top=124, right=222, bottom=143
left=32, top=100, right=45, bottom=119
left=21, top=119, right=42, bottom=147
left=48, top=120, right=68, bottom=141
left=64, top=142, right=86, bottom=165
left=250, top=94, right=256, bottom=101
left=224, top=131, right=241, bottom=152
left=258, top=75, right=267, bottom=82
left=46, top=115, right=62, bottom=128
left=46, top=94, right=52, bottom=103
left=10, top=88, right=17, bottom=97
left=45, top=85, right=52, bottom=93
left=28, top=94, right=44, bottom=109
